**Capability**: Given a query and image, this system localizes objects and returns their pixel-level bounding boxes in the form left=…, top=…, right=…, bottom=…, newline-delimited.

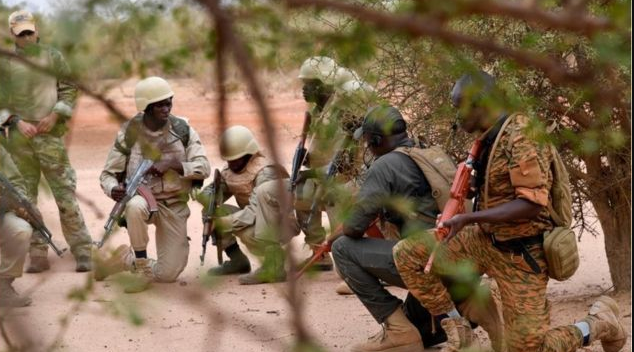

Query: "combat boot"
left=93, top=245, right=134, bottom=281
left=351, top=306, right=423, bottom=352
left=439, top=316, right=478, bottom=352
left=123, top=258, right=154, bottom=294
left=25, top=256, right=50, bottom=273
left=238, top=246, right=286, bottom=285
left=207, top=245, right=251, bottom=276
left=0, top=278, right=32, bottom=307
left=335, top=280, right=354, bottom=295
left=75, top=254, right=93, bottom=272
left=581, top=296, right=626, bottom=352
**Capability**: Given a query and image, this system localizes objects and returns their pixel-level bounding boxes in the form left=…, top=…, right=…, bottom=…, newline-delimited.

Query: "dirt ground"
left=1, top=79, right=631, bottom=352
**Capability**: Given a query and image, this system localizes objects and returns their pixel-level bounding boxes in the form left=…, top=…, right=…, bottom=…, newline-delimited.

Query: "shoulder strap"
left=114, top=114, right=143, bottom=156
left=482, top=113, right=520, bottom=208
left=168, top=115, right=190, bottom=148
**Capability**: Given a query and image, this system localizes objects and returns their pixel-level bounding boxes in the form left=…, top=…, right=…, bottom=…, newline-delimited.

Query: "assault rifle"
left=0, top=174, right=67, bottom=256
left=200, top=169, right=223, bottom=266
left=289, top=112, right=311, bottom=193
left=97, top=159, right=157, bottom=248
left=424, top=139, right=483, bottom=273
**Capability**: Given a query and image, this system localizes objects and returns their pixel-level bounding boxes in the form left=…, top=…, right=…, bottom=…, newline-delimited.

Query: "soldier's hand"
left=325, top=224, right=345, bottom=244
left=111, top=185, right=126, bottom=202
left=438, top=213, right=471, bottom=242
left=36, top=113, right=59, bottom=134
left=17, top=120, right=38, bottom=138
left=149, top=159, right=183, bottom=176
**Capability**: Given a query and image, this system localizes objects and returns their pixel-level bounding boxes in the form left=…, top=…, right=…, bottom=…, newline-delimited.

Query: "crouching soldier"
left=198, top=125, right=314, bottom=285
left=95, top=76, right=210, bottom=293
left=0, top=144, right=33, bottom=307
left=330, top=105, right=503, bottom=352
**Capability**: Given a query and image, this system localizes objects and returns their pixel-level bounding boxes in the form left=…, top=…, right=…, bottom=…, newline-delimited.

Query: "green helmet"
left=219, top=125, right=260, bottom=161
left=135, top=76, right=174, bottom=112
left=298, top=56, right=339, bottom=86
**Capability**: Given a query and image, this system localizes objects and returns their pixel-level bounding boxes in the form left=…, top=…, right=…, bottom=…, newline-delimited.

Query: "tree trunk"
left=586, top=152, right=632, bottom=292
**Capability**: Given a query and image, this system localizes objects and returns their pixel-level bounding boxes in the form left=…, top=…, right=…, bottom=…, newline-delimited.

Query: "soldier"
left=96, top=76, right=210, bottom=293
left=0, top=144, right=33, bottom=307
left=296, top=56, right=377, bottom=284
left=0, top=10, right=92, bottom=273
left=198, top=125, right=310, bottom=285
left=330, top=105, right=503, bottom=352
left=393, top=71, right=626, bottom=351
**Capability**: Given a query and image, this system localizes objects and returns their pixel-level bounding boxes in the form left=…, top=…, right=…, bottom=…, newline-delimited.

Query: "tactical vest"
left=221, top=153, right=275, bottom=208
left=121, top=115, right=192, bottom=201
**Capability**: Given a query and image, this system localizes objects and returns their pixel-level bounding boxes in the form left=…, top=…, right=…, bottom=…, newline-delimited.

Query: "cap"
left=353, top=105, right=406, bottom=140
left=8, top=10, right=36, bottom=35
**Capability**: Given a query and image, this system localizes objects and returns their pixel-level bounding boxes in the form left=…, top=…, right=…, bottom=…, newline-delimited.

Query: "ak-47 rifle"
left=97, top=159, right=157, bottom=248
left=0, top=174, right=67, bottom=256
left=200, top=169, right=223, bottom=266
left=289, top=112, right=311, bottom=192
left=424, top=139, right=483, bottom=273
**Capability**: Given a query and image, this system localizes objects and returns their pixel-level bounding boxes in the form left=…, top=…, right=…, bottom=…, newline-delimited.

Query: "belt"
left=489, top=233, right=543, bottom=274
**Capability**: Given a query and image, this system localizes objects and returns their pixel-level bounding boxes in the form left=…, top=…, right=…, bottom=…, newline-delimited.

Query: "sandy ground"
left=1, top=79, right=631, bottom=352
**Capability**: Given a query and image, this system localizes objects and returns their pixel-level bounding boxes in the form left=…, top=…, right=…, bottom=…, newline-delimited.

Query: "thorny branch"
left=196, top=0, right=314, bottom=348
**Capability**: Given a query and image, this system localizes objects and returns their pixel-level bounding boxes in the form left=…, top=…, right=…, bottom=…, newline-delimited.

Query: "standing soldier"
left=330, top=105, right=502, bottom=352
left=96, top=76, right=210, bottom=293
left=0, top=10, right=92, bottom=273
left=393, top=71, right=626, bottom=351
left=0, top=144, right=34, bottom=307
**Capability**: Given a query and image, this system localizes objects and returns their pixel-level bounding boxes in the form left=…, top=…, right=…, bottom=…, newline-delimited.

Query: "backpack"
left=395, top=146, right=472, bottom=214
left=487, top=113, right=577, bottom=281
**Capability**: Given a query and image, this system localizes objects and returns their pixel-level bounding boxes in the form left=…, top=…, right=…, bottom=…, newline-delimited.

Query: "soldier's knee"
left=154, top=266, right=183, bottom=283
left=392, top=238, right=415, bottom=268
left=125, top=197, right=148, bottom=219
left=331, top=236, right=353, bottom=262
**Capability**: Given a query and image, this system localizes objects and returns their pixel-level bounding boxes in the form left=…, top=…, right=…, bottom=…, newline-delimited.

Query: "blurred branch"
left=194, top=0, right=315, bottom=348
left=284, top=0, right=610, bottom=89
left=0, top=48, right=128, bottom=124
left=455, top=0, right=612, bottom=37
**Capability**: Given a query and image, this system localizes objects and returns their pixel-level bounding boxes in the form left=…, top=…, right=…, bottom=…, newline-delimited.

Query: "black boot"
left=238, top=246, right=286, bottom=285
left=207, top=243, right=251, bottom=276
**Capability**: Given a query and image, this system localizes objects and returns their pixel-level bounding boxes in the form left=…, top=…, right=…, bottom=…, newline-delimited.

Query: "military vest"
left=221, top=153, right=274, bottom=208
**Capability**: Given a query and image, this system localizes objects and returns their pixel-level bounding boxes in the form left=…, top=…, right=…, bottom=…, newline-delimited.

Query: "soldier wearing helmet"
left=295, top=56, right=380, bottom=288
left=0, top=10, right=93, bottom=273
left=97, top=77, right=210, bottom=293
left=198, top=126, right=306, bottom=284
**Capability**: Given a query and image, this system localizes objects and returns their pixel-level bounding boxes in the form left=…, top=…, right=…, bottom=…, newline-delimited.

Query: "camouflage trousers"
left=393, top=225, right=584, bottom=352
left=6, top=131, right=92, bottom=259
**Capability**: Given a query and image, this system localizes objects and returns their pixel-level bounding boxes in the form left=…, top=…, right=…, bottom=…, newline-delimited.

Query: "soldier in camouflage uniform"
left=0, top=10, right=92, bottom=273
left=295, top=56, right=378, bottom=288
left=330, top=105, right=503, bottom=352
left=0, top=144, right=34, bottom=307
left=393, top=71, right=626, bottom=352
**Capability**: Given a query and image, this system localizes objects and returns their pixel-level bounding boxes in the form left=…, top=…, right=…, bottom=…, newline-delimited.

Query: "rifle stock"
left=424, top=139, right=482, bottom=273
left=201, top=169, right=222, bottom=266
left=0, top=174, right=67, bottom=256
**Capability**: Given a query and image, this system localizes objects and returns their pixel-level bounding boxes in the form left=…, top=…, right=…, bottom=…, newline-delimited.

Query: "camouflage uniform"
left=100, top=115, right=210, bottom=282
left=0, top=44, right=92, bottom=260
left=0, top=145, right=32, bottom=280
left=394, top=113, right=584, bottom=352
